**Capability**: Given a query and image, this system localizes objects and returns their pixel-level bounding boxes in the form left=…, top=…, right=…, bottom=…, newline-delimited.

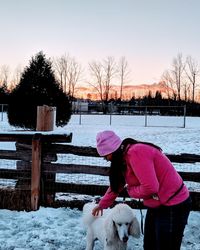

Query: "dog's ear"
left=104, top=218, right=116, bottom=244
left=129, top=216, right=140, bottom=238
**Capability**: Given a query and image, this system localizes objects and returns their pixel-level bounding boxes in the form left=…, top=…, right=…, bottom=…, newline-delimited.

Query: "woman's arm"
left=98, top=186, right=119, bottom=209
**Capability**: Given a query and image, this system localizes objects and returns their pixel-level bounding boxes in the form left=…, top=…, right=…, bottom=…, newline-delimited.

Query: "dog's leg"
left=104, top=243, right=118, bottom=250
left=85, top=229, right=95, bottom=250
left=104, top=239, right=117, bottom=250
left=104, top=241, right=127, bottom=250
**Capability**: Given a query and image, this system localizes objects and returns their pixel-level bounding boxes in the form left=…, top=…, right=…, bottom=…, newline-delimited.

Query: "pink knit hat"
left=96, top=130, right=122, bottom=156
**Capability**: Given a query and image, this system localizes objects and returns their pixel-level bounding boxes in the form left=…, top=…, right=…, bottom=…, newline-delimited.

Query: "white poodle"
left=82, top=202, right=140, bottom=250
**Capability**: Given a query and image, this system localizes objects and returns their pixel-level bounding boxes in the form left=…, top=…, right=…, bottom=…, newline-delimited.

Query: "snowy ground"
left=0, top=114, right=200, bottom=250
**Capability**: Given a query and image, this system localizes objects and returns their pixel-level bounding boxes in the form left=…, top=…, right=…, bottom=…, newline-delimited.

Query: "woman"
left=92, top=130, right=191, bottom=250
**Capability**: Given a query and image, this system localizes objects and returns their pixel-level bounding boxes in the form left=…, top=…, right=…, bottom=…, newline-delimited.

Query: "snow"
left=0, top=114, right=200, bottom=250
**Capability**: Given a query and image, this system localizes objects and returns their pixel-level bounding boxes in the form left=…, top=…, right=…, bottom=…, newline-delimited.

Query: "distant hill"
left=74, top=82, right=174, bottom=100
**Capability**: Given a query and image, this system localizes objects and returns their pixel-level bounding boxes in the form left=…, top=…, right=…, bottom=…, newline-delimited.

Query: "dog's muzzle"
left=122, top=236, right=128, bottom=243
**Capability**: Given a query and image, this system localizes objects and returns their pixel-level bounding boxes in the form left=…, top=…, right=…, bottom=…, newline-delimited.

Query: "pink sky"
left=0, top=0, right=200, bottom=85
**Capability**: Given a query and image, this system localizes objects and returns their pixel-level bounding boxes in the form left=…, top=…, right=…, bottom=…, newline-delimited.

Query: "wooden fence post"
left=36, top=105, right=56, bottom=131
left=31, top=134, right=42, bottom=210
left=36, top=105, right=57, bottom=206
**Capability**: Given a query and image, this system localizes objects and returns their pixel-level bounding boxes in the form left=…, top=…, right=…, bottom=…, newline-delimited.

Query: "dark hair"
left=109, top=138, right=162, bottom=193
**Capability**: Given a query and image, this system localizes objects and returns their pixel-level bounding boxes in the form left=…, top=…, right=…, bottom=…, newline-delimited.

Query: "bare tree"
left=161, top=70, right=176, bottom=99
left=88, top=57, right=117, bottom=113
left=102, top=57, right=117, bottom=105
left=53, top=54, right=82, bottom=100
left=185, top=56, right=199, bottom=102
left=53, top=54, right=70, bottom=91
left=88, top=60, right=104, bottom=102
left=67, top=58, right=82, bottom=100
left=10, top=65, right=23, bottom=90
left=118, top=56, right=130, bottom=100
left=171, top=53, right=185, bottom=101
left=182, top=78, right=191, bottom=101
left=0, top=65, right=10, bottom=89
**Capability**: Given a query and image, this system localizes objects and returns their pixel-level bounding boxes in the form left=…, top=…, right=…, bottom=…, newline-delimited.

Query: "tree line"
left=0, top=51, right=200, bottom=124
left=1, top=52, right=200, bottom=102
left=112, top=91, right=200, bottom=117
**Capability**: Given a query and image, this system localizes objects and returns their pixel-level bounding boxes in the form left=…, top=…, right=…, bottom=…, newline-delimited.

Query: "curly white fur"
left=82, top=202, right=140, bottom=250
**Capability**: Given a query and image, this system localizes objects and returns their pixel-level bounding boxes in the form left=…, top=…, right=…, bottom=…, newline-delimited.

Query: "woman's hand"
left=92, top=205, right=103, bottom=217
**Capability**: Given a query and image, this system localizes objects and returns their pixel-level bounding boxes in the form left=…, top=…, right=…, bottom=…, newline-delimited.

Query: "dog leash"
left=139, top=199, right=144, bottom=235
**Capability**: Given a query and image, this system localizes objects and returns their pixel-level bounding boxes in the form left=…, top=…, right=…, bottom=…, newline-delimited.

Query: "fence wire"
left=0, top=159, right=16, bottom=188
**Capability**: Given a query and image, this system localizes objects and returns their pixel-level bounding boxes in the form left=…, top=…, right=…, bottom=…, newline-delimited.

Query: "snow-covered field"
left=0, top=114, right=200, bottom=250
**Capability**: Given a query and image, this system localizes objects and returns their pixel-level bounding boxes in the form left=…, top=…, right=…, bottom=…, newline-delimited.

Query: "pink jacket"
left=99, top=143, right=189, bottom=209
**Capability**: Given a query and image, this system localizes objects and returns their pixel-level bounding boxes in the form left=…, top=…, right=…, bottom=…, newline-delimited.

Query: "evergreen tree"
left=154, top=91, right=162, bottom=105
left=8, top=51, right=71, bottom=129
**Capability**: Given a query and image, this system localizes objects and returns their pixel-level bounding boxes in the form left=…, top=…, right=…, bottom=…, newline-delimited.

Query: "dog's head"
left=113, top=220, right=131, bottom=243
left=105, top=204, right=140, bottom=244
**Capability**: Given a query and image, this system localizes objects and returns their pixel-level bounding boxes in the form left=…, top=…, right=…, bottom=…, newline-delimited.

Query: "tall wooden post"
left=36, top=105, right=56, bottom=131
left=31, top=134, right=42, bottom=210
left=36, top=105, right=57, bottom=207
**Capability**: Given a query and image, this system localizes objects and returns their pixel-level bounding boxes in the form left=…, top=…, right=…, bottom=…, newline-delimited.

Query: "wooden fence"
left=0, top=132, right=200, bottom=211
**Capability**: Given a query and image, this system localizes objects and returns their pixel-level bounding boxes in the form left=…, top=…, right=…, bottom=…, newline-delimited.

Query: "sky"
left=1, top=0, right=200, bottom=85
left=0, top=114, right=200, bottom=249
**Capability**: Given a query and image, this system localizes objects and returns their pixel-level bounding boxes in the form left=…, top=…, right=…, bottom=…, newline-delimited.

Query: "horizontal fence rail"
left=0, top=133, right=199, bottom=211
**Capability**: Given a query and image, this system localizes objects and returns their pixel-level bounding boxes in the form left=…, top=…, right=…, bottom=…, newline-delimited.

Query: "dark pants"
left=143, top=197, right=192, bottom=250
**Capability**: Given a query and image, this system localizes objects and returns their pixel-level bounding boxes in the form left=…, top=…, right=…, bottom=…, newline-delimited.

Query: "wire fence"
left=69, top=113, right=186, bottom=128
left=1, top=104, right=186, bottom=127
